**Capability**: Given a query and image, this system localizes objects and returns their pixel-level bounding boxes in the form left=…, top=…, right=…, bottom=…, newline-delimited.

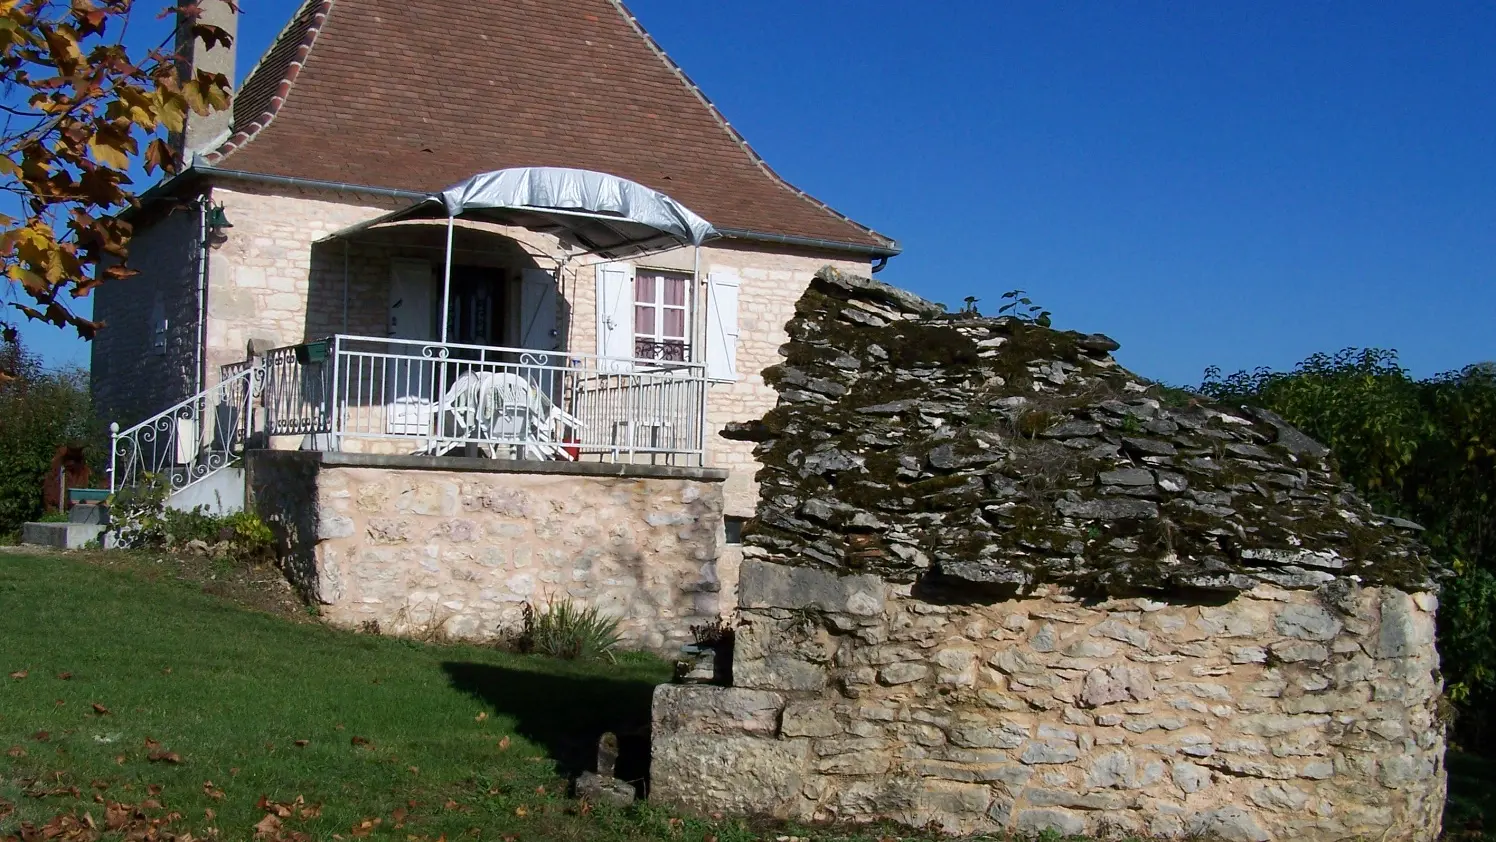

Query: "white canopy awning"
left=321, top=166, right=718, bottom=258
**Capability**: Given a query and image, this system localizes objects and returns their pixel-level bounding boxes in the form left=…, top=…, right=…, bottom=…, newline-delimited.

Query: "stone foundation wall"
left=652, top=560, right=1446, bottom=841
left=248, top=451, right=727, bottom=650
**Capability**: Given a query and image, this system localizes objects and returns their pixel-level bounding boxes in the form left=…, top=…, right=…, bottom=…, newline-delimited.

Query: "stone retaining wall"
left=248, top=451, right=727, bottom=650
left=652, top=560, right=1445, bottom=841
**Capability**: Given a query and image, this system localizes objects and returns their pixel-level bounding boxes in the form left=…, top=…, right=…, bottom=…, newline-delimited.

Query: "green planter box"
left=295, top=340, right=330, bottom=365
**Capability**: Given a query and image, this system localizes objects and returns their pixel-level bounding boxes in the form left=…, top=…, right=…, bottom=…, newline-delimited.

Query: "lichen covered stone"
left=730, top=268, right=1439, bottom=597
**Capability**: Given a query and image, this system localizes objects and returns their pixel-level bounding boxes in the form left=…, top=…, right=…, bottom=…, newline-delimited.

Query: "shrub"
left=0, top=337, right=99, bottom=535
left=107, top=473, right=275, bottom=565
left=514, top=598, right=624, bottom=661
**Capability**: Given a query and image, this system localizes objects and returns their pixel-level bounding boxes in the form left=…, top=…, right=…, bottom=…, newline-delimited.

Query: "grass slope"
left=0, top=552, right=720, bottom=841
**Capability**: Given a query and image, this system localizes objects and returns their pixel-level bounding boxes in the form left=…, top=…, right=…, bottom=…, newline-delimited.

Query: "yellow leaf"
left=88, top=137, right=130, bottom=170
left=153, top=91, right=186, bottom=134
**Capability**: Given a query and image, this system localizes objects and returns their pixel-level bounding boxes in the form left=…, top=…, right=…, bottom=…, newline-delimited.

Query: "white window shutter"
left=596, top=262, right=635, bottom=372
left=705, top=270, right=740, bottom=381
left=519, top=268, right=559, bottom=352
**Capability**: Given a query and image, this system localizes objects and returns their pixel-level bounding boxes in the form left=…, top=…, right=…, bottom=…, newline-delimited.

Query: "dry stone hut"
left=651, top=269, right=1446, bottom=841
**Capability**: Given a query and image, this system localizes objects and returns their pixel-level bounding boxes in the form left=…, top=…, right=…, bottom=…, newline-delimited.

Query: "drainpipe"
left=195, top=196, right=209, bottom=395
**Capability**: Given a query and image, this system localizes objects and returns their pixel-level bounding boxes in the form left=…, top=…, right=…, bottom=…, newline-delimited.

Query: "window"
left=633, top=270, right=689, bottom=362
left=724, top=516, right=746, bottom=545
left=149, top=296, right=167, bottom=356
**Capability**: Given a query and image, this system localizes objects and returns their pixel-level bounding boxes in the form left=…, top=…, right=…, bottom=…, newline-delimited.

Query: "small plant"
left=107, top=475, right=275, bottom=565
left=690, top=615, right=734, bottom=649
left=959, top=296, right=982, bottom=317
left=515, top=598, right=624, bottom=662
left=999, top=289, right=1052, bottom=327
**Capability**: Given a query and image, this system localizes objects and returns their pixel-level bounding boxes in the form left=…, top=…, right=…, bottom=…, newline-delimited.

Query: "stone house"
left=92, top=0, right=896, bottom=647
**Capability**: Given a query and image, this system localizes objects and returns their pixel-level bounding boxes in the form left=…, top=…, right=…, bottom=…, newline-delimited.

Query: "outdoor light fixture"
left=206, top=203, right=233, bottom=231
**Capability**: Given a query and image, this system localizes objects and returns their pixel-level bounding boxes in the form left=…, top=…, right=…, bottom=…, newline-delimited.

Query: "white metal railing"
left=110, top=363, right=263, bottom=493
left=261, top=335, right=708, bottom=465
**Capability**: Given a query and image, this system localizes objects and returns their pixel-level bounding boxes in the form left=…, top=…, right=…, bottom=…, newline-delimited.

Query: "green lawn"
left=0, top=551, right=748, bottom=841
left=2, top=550, right=1492, bottom=842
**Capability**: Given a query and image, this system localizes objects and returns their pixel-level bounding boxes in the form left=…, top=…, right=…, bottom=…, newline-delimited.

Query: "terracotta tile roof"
left=204, top=0, right=896, bottom=254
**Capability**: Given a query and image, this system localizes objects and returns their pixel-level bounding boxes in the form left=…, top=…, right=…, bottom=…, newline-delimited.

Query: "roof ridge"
left=203, top=0, right=334, bottom=165
left=604, top=0, right=895, bottom=250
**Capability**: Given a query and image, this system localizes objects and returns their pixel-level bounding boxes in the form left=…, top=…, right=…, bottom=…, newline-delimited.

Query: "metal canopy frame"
left=318, top=167, right=719, bottom=344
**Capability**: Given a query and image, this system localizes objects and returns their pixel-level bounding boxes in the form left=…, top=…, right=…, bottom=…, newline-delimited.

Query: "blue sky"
left=14, top=0, right=1494, bottom=385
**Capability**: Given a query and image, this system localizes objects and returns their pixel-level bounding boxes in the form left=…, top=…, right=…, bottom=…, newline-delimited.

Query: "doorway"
left=446, top=266, right=509, bottom=347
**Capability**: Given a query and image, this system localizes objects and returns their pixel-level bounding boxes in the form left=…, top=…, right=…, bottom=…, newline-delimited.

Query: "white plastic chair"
left=438, top=371, right=583, bottom=460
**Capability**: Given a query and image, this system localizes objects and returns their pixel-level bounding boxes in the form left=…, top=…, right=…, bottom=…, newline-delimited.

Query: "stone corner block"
left=650, top=733, right=809, bottom=819
left=652, top=683, right=785, bottom=736
left=738, top=559, right=885, bottom=616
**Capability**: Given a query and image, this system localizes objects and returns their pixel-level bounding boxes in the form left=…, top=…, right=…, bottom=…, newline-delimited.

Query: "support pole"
left=108, top=422, right=119, bottom=493
left=693, top=244, right=708, bottom=468
left=440, top=214, right=455, bottom=343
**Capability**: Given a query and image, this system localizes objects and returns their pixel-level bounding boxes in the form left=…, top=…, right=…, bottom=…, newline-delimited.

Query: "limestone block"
left=1015, top=807, right=1087, bottom=837
left=738, top=559, right=884, bottom=616
left=650, top=734, right=809, bottom=818
left=1188, top=807, right=1270, bottom=842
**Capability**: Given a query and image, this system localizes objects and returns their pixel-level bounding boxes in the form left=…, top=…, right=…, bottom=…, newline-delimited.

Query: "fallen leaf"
left=9, top=669, right=26, bottom=680
left=534, top=786, right=545, bottom=795
left=474, top=712, right=487, bottom=722
left=513, top=806, right=527, bottom=817
left=32, top=731, right=49, bottom=742
left=204, top=808, right=215, bottom=821
left=497, top=736, right=511, bottom=751
left=668, top=817, right=684, bottom=832
left=105, top=801, right=130, bottom=830
left=147, top=751, right=182, bottom=764
left=230, top=767, right=240, bottom=776
left=350, top=817, right=381, bottom=838
left=56, top=672, right=72, bottom=681
left=294, top=740, right=309, bottom=748
left=407, top=766, right=419, bottom=776
left=162, top=668, right=172, bottom=675
left=54, top=699, right=65, bottom=707
left=144, top=738, right=161, bottom=750
left=300, top=803, right=322, bottom=820
left=113, top=754, right=125, bottom=765
left=5, top=746, right=24, bottom=757
left=334, top=723, right=345, bottom=731
left=0, top=800, right=13, bottom=820
left=350, top=736, right=370, bottom=747
left=92, top=703, right=112, bottom=716
left=202, top=781, right=224, bottom=800
left=90, top=780, right=108, bottom=791
left=148, top=784, right=162, bottom=796
left=254, top=813, right=282, bottom=840
left=391, top=807, right=407, bottom=828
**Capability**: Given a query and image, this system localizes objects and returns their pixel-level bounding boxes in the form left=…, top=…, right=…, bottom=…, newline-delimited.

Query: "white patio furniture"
left=436, top=370, right=584, bottom=460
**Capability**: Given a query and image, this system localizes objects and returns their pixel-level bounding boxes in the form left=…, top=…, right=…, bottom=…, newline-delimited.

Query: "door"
left=385, top=259, right=435, bottom=432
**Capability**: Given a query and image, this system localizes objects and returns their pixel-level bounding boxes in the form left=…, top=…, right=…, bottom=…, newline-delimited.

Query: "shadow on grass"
left=441, top=661, right=658, bottom=790
left=1447, top=750, right=1496, bottom=840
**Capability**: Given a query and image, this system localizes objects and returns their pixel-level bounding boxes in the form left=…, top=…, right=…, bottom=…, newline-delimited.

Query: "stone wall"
left=247, top=451, right=728, bottom=650
left=654, top=560, right=1444, bottom=840
left=650, top=269, right=1446, bottom=840
left=91, top=201, right=203, bottom=426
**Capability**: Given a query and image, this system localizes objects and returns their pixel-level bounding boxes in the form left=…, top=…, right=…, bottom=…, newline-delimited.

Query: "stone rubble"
left=723, top=268, right=1438, bottom=597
